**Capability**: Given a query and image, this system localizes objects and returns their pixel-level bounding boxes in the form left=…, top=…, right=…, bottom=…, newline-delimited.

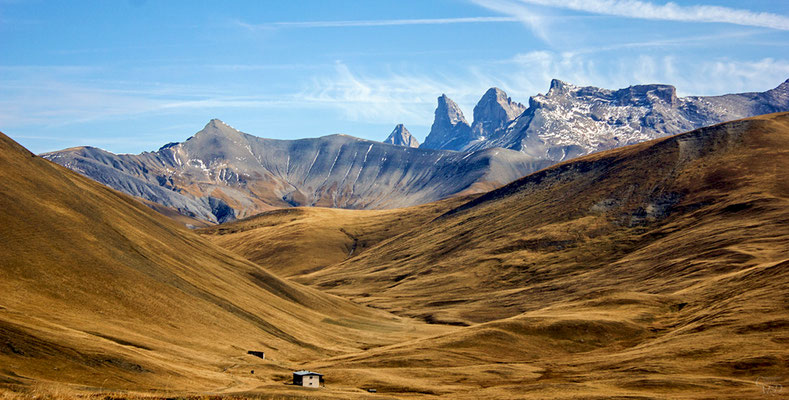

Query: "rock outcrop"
left=419, top=94, right=473, bottom=151
left=470, top=87, right=526, bottom=142
left=384, top=124, right=419, bottom=148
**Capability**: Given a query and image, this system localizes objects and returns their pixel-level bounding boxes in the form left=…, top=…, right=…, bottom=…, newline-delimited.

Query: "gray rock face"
left=470, top=88, right=526, bottom=144
left=464, top=79, right=789, bottom=161
left=43, top=119, right=550, bottom=223
left=420, top=95, right=473, bottom=151
left=384, top=124, right=419, bottom=148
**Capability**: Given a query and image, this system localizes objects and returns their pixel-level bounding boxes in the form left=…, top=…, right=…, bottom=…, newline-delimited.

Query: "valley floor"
left=4, top=114, right=789, bottom=399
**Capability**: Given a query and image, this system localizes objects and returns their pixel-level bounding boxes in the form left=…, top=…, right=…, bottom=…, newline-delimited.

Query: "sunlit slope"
left=292, top=113, right=789, bottom=398
left=0, top=132, right=442, bottom=393
left=198, top=196, right=473, bottom=277
left=303, top=113, right=789, bottom=322
left=312, top=286, right=787, bottom=399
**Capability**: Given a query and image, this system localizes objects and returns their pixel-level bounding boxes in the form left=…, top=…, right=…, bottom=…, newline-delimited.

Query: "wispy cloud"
left=502, top=51, right=789, bottom=96
left=0, top=74, right=298, bottom=129
left=236, top=16, right=519, bottom=31
left=478, top=0, right=789, bottom=31
left=564, top=30, right=768, bottom=56
left=297, top=62, right=461, bottom=126
left=467, top=0, right=552, bottom=41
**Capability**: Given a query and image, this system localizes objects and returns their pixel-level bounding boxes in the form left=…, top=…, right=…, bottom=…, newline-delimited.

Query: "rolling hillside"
left=197, top=195, right=473, bottom=277
left=200, top=113, right=789, bottom=398
left=4, top=113, right=789, bottom=399
left=0, top=131, right=448, bottom=397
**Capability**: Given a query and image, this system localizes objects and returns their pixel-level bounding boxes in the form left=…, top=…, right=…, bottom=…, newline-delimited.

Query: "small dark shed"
left=293, top=370, right=323, bottom=387
left=247, top=350, right=265, bottom=359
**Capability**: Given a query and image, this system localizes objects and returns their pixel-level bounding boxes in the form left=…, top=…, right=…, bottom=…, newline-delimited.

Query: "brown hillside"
left=277, top=113, right=789, bottom=398
left=304, top=112, right=789, bottom=322
left=0, top=132, right=446, bottom=396
left=4, top=113, right=789, bottom=399
left=197, top=196, right=473, bottom=277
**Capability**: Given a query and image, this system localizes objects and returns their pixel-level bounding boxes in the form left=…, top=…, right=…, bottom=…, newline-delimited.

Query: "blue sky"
left=2, top=0, right=788, bottom=154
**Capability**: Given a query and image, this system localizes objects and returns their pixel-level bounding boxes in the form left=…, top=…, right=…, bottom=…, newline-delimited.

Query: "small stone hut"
left=247, top=350, right=265, bottom=359
left=293, top=370, right=323, bottom=387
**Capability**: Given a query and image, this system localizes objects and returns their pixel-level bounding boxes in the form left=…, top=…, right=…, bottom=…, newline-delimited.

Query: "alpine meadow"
left=2, top=1, right=789, bottom=399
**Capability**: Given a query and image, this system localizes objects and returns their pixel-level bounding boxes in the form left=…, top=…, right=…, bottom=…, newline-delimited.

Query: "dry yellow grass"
left=197, top=196, right=473, bottom=277
left=4, top=113, right=789, bottom=399
left=0, top=131, right=448, bottom=397
left=205, top=114, right=789, bottom=398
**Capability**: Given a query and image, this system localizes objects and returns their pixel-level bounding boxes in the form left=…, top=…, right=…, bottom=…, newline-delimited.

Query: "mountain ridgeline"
left=421, top=79, right=789, bottom=160
left=43, top=121, right=548, bottom=223
left=43, top=78, right=789, bottom=224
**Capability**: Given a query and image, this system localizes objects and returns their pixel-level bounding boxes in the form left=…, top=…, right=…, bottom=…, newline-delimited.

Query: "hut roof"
left=293, top=370, right=323, bottom=376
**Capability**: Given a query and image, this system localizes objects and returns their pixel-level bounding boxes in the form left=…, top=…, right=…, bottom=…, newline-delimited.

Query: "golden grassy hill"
left=266, top=113, right=788, bottom=398
left=197, top=196, right=473, bottom=277
left=0, top=132, right=448, bottom=398
left=4, top=113, right=789, bottom=399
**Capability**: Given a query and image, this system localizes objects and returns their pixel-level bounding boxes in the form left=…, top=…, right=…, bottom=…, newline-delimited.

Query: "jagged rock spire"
left=471, top=87, right=526, bottom=139
left=384, top=124, right=419, bottom=148
left=420, top=94, right=472, bottom=151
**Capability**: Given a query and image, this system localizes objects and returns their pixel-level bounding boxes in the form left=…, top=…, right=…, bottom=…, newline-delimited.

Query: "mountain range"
left=42, top=79, right=789, bottom=224
left=42, top=120, right=548, bottom=223
left=422, top=79, right=789, bottom=160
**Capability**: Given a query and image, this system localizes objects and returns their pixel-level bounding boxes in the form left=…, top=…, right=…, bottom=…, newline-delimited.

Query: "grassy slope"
left=0, top=132, right=448, bottom=397
left=270, top=113, right=787, bottom=398
left=197, top=196, right=474, bottom=277
left=137, top=198, right=214, bottom=228
left=4, top=113, right=789, bottom=399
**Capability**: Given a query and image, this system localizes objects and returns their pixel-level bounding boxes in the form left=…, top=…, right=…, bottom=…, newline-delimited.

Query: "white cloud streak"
left=467, top=0, right=552, bottom=41
left=296, top=62, right=472, bottom=127
left=236, top=16, right=519, bottom=30
left=502, top=51, right=789, bottom=96
left=481, top=0, right=789, bottom=31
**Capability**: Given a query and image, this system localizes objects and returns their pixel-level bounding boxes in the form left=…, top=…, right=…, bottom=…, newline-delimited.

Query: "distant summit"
left=467, top=78, right=789, bottom=160
left=470, top=87, right=526, bottom=143
left=419, top=94, right=473, bottom=151
left=421, top=79, right=789, bottom=160
left=384, top=124, right=419, bottom=148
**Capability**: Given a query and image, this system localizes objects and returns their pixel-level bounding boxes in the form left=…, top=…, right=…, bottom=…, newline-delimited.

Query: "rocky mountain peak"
left=437, top=94, right=469, bottom=126
left=765, top=79, right=789, bottom=105
left=197, top=119, right=239, bottom=136
left=465, top=78, right=789, bottom=160
left=178, top=119, right=251, bottom=164
left=384, top=124, right=419, bottom=148
left=481, top=87, right=506, bottom=101
left=420, top=94, right=473, bottom=151
left=185, top=119, right=246, bottom=148
left=471, top=87, right=526, bottom=140
left=547, top=79, right=576, bottom=96
left=614, top=84, right=678, bottom=106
